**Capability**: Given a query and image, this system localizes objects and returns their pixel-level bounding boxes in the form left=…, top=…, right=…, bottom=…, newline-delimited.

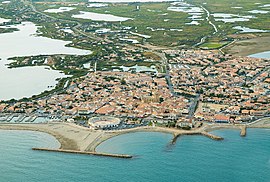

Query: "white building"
left=88, top=116, right=121, bottom=129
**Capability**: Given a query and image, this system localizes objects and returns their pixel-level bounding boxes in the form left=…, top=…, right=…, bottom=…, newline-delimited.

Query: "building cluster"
left=166, top=49, right=224, bottom=66
left=1, top=72, right=189, bottom=122
left=1, top=48, right=269, bottom=126
left=168, top=49, right=270, bottom=123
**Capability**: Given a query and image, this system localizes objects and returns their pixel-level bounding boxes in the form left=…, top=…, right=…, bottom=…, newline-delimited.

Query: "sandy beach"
left=0, top=119, right=269, bottom=155
left=0, top=123, right=102, bottom=151
left=0, top=123, right=208, bottom=152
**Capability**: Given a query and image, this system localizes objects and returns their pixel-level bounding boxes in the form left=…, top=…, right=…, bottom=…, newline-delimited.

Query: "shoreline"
left=0, top=123, right=79, bottom=150
left=0, top=119, right=269, bottom=157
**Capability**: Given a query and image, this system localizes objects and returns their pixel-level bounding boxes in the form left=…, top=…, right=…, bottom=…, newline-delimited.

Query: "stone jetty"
left=171, top=131, right=224, bottom=144
left=240, top=125, right=247, bottom=137
left=32, top=148, right=133, bottom=159
left=201, top=132, right=224, bottom=140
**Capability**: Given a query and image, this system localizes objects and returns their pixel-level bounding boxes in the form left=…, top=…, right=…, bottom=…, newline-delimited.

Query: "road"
left=21, top=0, right=102, bottom=41
left=247, top=66, right=270, bottom=83
left=188, top=94, right=200, bottom=118
left=193, top=5, right=218, bottom=47
left=219, top=40, right=236, bottom=55
left=155, top=52, right=176, bottom=96
left=23, top=0, right=195, bottom=101
left=200, top=5, right=218, bottom=34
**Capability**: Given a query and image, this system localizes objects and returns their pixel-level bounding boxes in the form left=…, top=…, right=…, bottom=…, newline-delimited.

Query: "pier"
left=171, top=133, right=179, bottom=144
left=32, top=148, right=133, bottom=159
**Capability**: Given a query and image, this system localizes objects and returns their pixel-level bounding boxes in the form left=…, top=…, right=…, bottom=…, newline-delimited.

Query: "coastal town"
left=0, top=0, right=269, bottom=138
left=0, top=48, right=269, bottom=130
left=0, top=0, right=270, bottom=181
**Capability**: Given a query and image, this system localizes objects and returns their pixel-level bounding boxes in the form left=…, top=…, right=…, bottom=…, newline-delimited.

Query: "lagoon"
left=167, top=2, right=204, bottom=25
left=87, top=3, right=108, bottom=8
left=233, top=26, right=269, bottom=33
left=44, top=7, right=75, bottom=13
left=72, top=11, right=131, bottom=22
left=0, top=22, right=90, bottom=100
left=248, top=10, right=268, bottom=14
left=212, top=13, right=254, bottom=23
left=249, top=51, right=270, bottom=59
left=259, top=4, right=270, bottom=8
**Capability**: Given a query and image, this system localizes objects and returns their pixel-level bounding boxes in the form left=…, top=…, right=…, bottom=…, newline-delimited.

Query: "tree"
left=159, top=97, right=164, bottom=103
left=120, top=78, right=126, bottom=85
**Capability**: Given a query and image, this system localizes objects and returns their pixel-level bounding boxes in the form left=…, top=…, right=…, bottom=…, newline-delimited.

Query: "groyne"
left=32, top=148, right=132, bottom=159
left=201, top=132, right=224, bottom=140
left=3, top=122, right=267, bottom=158
left=240, top=126, right=247, bottom=137
left=171, top=131, right=224, bottom=144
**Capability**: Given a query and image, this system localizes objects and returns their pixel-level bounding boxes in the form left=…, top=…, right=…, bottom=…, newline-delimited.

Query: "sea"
left=0, top=129, right=269, bottom=182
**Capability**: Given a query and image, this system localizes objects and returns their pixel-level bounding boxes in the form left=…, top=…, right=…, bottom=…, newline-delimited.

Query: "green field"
left=32, top=0, right=270, bottom=48
left=188, top=0, right=270, bottom=36
left=200, top=41, right=229, bottom=49
left=34, top=2, right=212, bottom=47
left=1, top=0, right=270, bottom=47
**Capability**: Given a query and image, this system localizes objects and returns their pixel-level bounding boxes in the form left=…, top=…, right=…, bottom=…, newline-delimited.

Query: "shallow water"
left=0, top=129, right=269, bottom=182
left=212, top=13, right=254, bottom=23
left=233, top=26, right=269, bottom=33
left=72, top=11, right=131, bottom=22
left=44, top=7, right=75, bottom=13
left=0, top=22, right=90, bottom=100
left=248, top=10, right=268, bottom=14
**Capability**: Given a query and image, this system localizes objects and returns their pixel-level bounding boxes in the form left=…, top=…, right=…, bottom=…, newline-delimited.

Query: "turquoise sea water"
left=0, top=129, right=269, bottom=182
